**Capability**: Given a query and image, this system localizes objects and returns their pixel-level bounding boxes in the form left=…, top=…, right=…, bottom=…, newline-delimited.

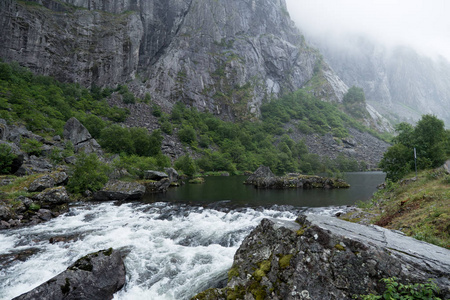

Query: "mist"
left=285, top=0, right=450, bottom=60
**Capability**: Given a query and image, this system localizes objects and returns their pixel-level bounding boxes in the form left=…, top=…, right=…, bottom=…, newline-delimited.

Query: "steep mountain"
left=0, top=0, right=348, bottom=120
left=308, top=34, right=450, bottom=126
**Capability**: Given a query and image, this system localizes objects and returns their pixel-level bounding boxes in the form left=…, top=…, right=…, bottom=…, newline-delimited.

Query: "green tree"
left=178, top=125, right=197, bottom=145
left=175, top=154, right=197, bottom=176
left=67, top=153, right=110, bottom=193
left=343, top=86, right=368, bottom=119
left=0, top=143, right=17, bottom=174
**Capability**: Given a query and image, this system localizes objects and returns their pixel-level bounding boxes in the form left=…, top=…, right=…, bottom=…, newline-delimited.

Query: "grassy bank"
left=342, top=168, right=450, bottom=249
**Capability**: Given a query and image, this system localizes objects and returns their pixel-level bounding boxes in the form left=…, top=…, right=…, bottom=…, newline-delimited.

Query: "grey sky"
left=285, top=0, right=450, bottom=60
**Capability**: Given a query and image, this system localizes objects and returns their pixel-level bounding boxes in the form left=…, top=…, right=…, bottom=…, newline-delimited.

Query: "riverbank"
left=340, top=166, right=450, bottom=249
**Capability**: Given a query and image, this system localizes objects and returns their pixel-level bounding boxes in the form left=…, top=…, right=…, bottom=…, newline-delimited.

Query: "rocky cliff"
left=309, top=34, right=450, bottom=126
left=0, top=0, right=348, bottom=119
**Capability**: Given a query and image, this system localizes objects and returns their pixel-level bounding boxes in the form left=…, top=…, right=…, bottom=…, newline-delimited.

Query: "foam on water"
left=0, top=202, right=345, bottom=300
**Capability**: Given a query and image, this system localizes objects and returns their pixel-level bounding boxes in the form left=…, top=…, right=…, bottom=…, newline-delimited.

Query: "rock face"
left=0, top=0, right=347, bottom=119
left=194, top=215, right=450, bottom=300
left=27, top=171, right=69, bottom=192
left=245, top=166, right=350, bottom=189
left=13, top=248, right=126, bottom=300
left=92, top=180, right=145, bottom=201
left=309, top=34, right=450, bottom=125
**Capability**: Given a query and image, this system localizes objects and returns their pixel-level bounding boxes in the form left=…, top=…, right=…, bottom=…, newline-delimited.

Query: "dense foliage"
left=0, top=61, right=129, bottom=136
left=358, top=277, right=441, bottom=300
left=379, top=115, right=449, bottom=181
left=67, top=153, right=110, bottom=193
left=0, top=143, right=17, bottom=174
left=0, top=61, right=378, bottom=177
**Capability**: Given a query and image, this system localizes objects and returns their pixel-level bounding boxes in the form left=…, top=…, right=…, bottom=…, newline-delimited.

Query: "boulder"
left=28, top=171, right=69, bottom=192
left=63, top=117, right=93, bottom=146
left=194, top=215, right=450, bottom=300
left=143, top=178, right=171, bottom=193
left=13, top=248, right=126, bottom=300
left=92, top=180, right=145, bottom=201
left=63, top=117, right=102, bottom=155
left=144, top=170, right=168, bottom=180
left=15, top=156, right=53, bottom=176
left=442, top=159, right=450, bottom=174
left=164, top=167, right=179, bottom=183
left=0, top=119, right=9, bottom=140
left=32, top=186, right=70, bottom=205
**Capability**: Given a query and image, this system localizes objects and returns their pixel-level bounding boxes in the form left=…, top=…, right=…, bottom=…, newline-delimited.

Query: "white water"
left=0, top=202, right=345, bottom=300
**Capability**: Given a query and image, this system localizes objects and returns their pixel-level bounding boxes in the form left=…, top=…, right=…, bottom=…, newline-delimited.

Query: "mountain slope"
left=308, top=34, right=450, bottom=126
left=0, top=0, right=348, bottom=119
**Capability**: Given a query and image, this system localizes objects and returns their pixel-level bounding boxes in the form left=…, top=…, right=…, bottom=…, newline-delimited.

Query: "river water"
left=0, top=172, right=384, bottom=300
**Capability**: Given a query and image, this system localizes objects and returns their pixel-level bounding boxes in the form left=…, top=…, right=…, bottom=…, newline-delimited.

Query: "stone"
left=0, top=203, right=12, bottom=221
left=92, top=180, right=145, bottom=201
left=442, top=159, right=450, bottom=174
left=194, top=215, right=450, bottom=299
left=143, top=178, right=171, bottom=193
left=32, top=186, right=70, bottom=205
left=27, top=171, right=69, bottom=192
left=164, top=167, right=179, bottom=183
left=144, top=170, right=168, bottom=180
left=63, top=118, right=102, bottom=155
left=12, top=248, right=126, bottom=300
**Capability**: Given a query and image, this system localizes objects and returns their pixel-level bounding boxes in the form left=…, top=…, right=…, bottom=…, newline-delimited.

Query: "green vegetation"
left=0, top=144, right=17, bottom=174
left=343, top=86, right=368, bottom=119
left=67, top=153, right=110, bottom=194
left=379, top=115, right=449, bottom=181
left=357, top=277, right=441, bottom=300
left=0, top=61, right=384, bottom=179
left=0, top=61, right=129, bottom=136
left=347, top=168, right=450, bottom=249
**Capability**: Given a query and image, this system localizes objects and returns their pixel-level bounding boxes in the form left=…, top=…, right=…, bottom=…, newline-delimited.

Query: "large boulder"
left=12, top=248, right=126, bottom=300
left=32, top=186, right=70, bottom=205
left=63, top=117, right=102, bottom=155
left=193, top=215, right=450, bottom=300
left=92, top=180, right=145, bottom=201
left=27, top=171, right=69, bottom=192
left=144, top=170, right=168, bottom=180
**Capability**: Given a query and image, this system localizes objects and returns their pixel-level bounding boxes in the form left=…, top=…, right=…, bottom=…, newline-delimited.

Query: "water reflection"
left=143, top=172, right=386, bottom=208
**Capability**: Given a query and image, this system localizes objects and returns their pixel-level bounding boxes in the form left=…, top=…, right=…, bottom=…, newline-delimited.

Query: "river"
left=0, top=172, right=384, bottom=300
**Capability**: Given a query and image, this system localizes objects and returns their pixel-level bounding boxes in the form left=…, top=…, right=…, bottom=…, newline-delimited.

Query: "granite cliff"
left=0, top=0, right=348, bottom=119
left=309, top=34, right=450, bottom=126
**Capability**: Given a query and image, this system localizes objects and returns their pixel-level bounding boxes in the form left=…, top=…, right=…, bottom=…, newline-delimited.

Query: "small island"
left=244, top=166, right=350, bottom=189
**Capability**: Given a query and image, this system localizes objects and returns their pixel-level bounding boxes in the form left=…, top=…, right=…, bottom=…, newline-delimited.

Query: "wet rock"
left=143, top=178, right=171, bottom=193
left=194, top=215, right=450, bottom=299
left=0, top=203, right=12, bottom=221
left=144, top=170, right=168, bottom=180
left=244, top=166, right=350, bottom=189
left=164, top=167, right=179, bottom=183
left=27, top=171, right=69, bottom=192
left=32, top=186, right=70, bottom=205
left=12, top=248, right=126, bottom=300
left=92, top=180, right=145, bottom=201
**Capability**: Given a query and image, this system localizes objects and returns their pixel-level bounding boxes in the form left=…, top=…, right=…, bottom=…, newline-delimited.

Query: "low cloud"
left=285, top=0, right=450, bottom=60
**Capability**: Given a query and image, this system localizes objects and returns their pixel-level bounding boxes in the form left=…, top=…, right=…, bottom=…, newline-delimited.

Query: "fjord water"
left=0, top=172, right=384, bottom=300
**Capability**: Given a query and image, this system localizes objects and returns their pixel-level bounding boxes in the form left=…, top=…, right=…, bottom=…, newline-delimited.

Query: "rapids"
left=0, top=202, right=347, bottom=300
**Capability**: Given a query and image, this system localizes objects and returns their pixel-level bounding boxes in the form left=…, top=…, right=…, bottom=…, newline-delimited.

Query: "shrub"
left=67, top=153, right=110, bottom=194
left=0, top=144, right=17, bottom=174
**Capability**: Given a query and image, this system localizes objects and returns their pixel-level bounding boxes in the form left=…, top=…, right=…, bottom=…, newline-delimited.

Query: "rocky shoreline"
left=244, top=166, right=350, bottom=189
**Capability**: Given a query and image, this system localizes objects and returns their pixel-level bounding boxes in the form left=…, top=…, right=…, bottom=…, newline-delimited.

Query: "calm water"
left=143, top=172, right=386, bottom=208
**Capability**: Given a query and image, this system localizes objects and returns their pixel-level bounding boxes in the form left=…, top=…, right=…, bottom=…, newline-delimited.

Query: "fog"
left=285, top=0, right=450, bottom=60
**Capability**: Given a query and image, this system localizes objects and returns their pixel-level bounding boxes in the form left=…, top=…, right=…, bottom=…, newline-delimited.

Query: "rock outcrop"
left=245, top=166, right=350, bottom=189
left=92, top=180, right=145, bottom=201
left=193, top=215, right=450, bottom=299
left=12, top=248, right=126, bottom=300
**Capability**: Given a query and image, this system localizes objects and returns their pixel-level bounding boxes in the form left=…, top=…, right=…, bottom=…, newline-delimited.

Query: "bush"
left=0, top=144, right=17, bottom=174
left=178, top=125, right=197, bottom=145
left=67, top=153, right=110, bottom=194
left=21, top=138, right=42, bottom=156
left=174, top=154, right=197, bottom=177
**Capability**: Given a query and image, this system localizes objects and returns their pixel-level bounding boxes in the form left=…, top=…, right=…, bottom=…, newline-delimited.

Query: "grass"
left=347, top=168, right=450, bottom=249
left=0, top=174, right=40, bottom=201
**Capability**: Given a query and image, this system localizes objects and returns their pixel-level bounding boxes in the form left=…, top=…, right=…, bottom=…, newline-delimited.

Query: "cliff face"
left=310, top=35, right=450, bottom=126
left=0, top=0, right=347, bottom=119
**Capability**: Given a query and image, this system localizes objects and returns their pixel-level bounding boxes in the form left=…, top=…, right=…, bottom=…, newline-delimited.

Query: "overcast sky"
left=285, top=0, right=450, bottom=60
